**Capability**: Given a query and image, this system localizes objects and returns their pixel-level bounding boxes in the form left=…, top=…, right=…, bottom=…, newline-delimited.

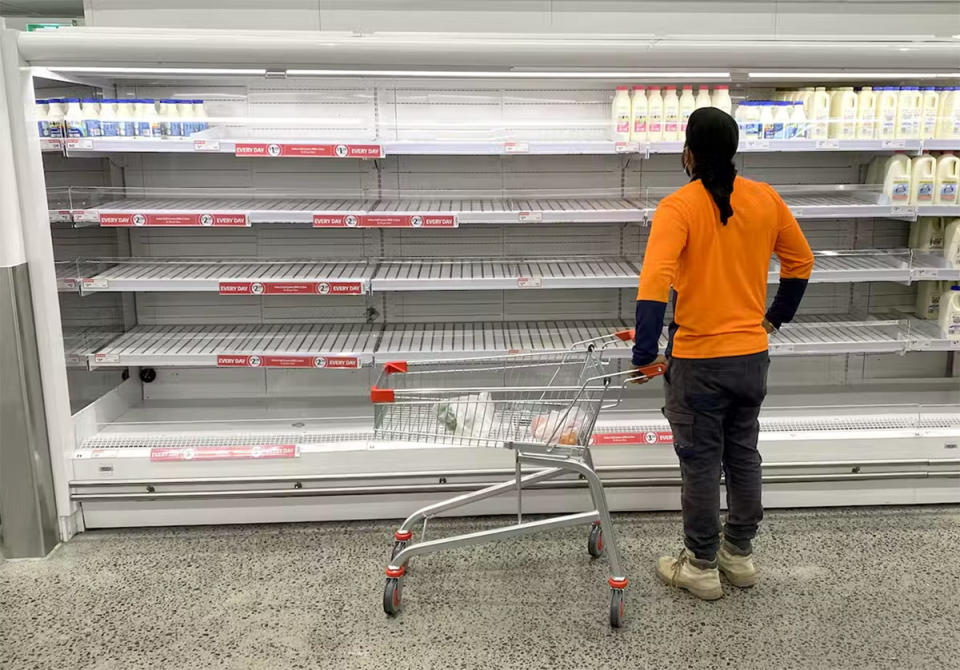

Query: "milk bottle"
left=910, top=153, right=937, bottom=204
left=99, top=99, right=120, bottom=137
left=856, top=87, right=877, bottom=139
left=630, top=86, right=647, bottom=142
left=883, top=153, right=912, bottom=203
left=63, top=98, right=85, bottom=137
left=115, top=99, right=136, bottom=137
left=81, top=98, right=101, bottom=137
left=897, top=86, right=921, bottom=139
left=135, top=99, right=162, bottom=138
left=910, top=217, right=945, bottom=250
left=611, top=85, right=632, bottom=140
left=647, top=87, right=664, bottom=141
left=938, top=87, right=960, bottom=139
left=810, top=87, right=830, bottom=139
left=797, top=88, right=815, bottom=118
left=158, top=99, right=181, bottom=138
left=865, top=156, right=885, bottom=185
left=938, top=285, right=960, bottom=340
left=45, top=98, right=64, bottom=138
left=760, top=103, right=777, bottom=139
left=695, top=86, right=711, bottom=110
left=711, top=85, right=731, bottom=115
left=773, top=102, right=791, bottom=139
left=786, top=102, right=804, bottom=139
left=916, top=281, right=946, bottom=319
left=829, top=87, right=858, bottom=139
left=36, top=100, right=49, bottom=136
left=877, top=87, right=899, bottom=139
left=177, top=99, right=196, bottom=136
left=679, top=85, right=696, bottom=133
left=662, top=86, right=680, bottom=141
left=192, top=100, right=209, bottom=132
left=921, top=87, right=940, bottom=139
left=740, top=102, right=761, bottom=139
left=936, top=153, right=960, bottom=205
left=944, top=219, right=960, bottom=269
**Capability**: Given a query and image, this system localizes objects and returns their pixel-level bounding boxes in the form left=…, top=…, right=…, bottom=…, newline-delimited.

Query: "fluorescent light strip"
left=749, top=72, right=959, bottom=80
left=287, top=69, right=731, bottom=79
left=50, top=67, right=267, bottom=75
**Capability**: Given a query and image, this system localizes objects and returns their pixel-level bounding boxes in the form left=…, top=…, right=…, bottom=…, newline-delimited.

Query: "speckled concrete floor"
left=1, top=506, right=958, bottom=670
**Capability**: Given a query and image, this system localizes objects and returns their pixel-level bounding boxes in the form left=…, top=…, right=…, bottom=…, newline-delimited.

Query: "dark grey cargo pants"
left=663, top=351, right=770, bottom=561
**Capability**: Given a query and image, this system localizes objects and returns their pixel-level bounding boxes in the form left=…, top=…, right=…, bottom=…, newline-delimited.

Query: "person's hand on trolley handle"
left=631, top=354, right=668, bottom=384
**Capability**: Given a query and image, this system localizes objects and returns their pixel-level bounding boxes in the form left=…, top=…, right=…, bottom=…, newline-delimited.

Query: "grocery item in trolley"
left=529, top=407, right=591, bottom=445
left=435, top=392, right=495, bottom=439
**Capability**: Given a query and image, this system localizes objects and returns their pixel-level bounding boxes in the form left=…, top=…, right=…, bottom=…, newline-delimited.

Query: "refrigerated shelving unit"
left=2, top=27, right=959, bottom=536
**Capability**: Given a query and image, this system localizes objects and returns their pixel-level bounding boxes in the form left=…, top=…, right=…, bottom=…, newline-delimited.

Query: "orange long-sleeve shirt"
left=634, top=176, right=814, bottom=361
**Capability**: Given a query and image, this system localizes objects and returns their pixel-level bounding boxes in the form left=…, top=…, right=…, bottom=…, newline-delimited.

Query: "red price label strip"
left=591, top=431, right=673, bottom=446
left=217, top=354, right=360, bottom=368
left=99, top=213, right=248, bottom=227
left=313, top=213, right=362, bottom=228
left=235, top=143, right=383, bottom=158
left=218, top=281, right=364, bottom=296
left=150, top=444, right=297, bottom=462
left=358, top=214, right=457, bottom=228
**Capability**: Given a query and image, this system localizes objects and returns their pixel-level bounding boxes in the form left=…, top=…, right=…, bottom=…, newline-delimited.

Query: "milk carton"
left=936, top=153, right=960, bottom=205
left=909, top=153, right=936, bottom=204
left=611, top=85, right=631, bottom=140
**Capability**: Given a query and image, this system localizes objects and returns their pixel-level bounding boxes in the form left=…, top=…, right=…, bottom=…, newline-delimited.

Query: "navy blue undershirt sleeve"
left=632, top=299, right=666, bottom=366
left=765, top=277, right=809, bottom=329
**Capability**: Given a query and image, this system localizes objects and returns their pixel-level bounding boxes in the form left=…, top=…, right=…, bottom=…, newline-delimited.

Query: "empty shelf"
left=89, top=324, right=379, bottom=369
left=372, top=258, right=639, bottom=291
left=79, top=260, right=375, bottom=295
left=375, top=320, right=632, bottom=361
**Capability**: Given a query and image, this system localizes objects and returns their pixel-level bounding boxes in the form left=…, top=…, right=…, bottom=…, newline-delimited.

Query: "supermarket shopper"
left=632, top=107, right=814, bottom=600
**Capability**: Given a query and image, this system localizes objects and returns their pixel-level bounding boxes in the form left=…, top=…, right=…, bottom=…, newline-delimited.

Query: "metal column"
left=0, top=21, right=60, bottom=557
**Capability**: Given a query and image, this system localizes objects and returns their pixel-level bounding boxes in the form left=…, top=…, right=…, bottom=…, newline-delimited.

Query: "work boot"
left=717, top=540, right=757, bottom=588
left=656, top=548, right=723, bottom=600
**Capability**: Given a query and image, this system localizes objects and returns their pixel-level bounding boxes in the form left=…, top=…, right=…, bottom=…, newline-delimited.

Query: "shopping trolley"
left=371, top=330, right=665, bottom=628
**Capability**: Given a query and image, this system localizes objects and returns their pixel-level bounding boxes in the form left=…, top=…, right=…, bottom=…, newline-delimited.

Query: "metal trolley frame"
left=371, top=330, right=664, bottom=627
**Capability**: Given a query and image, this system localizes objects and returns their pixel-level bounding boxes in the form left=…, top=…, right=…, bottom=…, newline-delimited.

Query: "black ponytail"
left=685, top=107, right=740, bottom=226
left=697, top=156, right=737, bottom=225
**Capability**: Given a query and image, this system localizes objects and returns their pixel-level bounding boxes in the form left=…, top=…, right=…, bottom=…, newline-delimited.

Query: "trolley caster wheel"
left=587, top=522, right=604, bottom=558
left=390, top=541, right=412, bottom=569
left=383, top=578, right=403, bottom=616
left=609, top=589, right=625, bottom=628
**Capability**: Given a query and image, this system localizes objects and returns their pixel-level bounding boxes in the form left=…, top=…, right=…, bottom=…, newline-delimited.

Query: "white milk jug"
left=909, top=154, right=937, bottom=204
left=662, top=86, right=681, bottom=141
left=897, top=86, right=921, bottom=139
left=810, top=87, right=830, bottom=139
left=611, top=85, right=632, bottom=140
left=877, top=87, right=899, bottom=139
left=910, top=217, right=945, bottom=250
left=630, top=86, right=647, bottom=142
left=856, top=86, right=877, bottom=139
left=829, top=88, right=857, bottom=139
left=938, top=285, right=960, bottom=340
left=935, top=153, right=960, bottom=205
left=916, top=281, right=947, bottom=319
left=944, top=219, right=960, bottom=269
left=921, top=87, right=940, bottom=139
left=883, top=153, right=912, bottom=203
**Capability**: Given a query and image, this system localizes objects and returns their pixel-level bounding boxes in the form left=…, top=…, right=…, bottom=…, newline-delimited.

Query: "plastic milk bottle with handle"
left=883, top=153, right=912, bottom=203
left=856, top=86, right=877, bottom=139
left=877, top=87, right=899, bottom=139
left=809, top=87, right=830, bottom=139
left=910, top=153, right=936, bottom=204
left=611, top=86, right=631, bottom=141
left=647, top=87, right=664, bottom=141
left=910, top=217, right=945, bottom=251
left=935, top=153, right=960, bottom=205
left=944, top=219, right=960, bottom=269
left=630, top=86, right=647, bottom=142
left=921, top=87, right=939, bottom=139
left=938, top=285, right=960, bottom=340
left=916, top=281, right=947, bottom=319
left=937, top=87, right=960, bottom=139
left=897, top=86, right=921, bottom=139
left=829, top=87, right=857, bottom=139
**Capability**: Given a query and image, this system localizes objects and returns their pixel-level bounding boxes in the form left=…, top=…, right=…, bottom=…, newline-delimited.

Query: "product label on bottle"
left=216, top=354, right=359, bottom=368
left=939, top=182, right=958, bottom=202
left=916, top=180, right=935, bottom=201
left=358, top=214, right=457, bottom=228
left=664, top=118, right=679, bottom=133
left=101, top=121, right=120, bottom=137
left=48, top=123, right=63, bottom=139
left=37, top=120, right=49, bottom=137
left=891, top=181, right=910, bottom=201
left=84, top=119, right=102, bottom=137
left=616, top=117, right=630, bottom=134
left=745, top=122, right=760, bottom=138
left=591, top=430, right=673, bottom=446
left=649, top=120, right=662, bottom=133
left=150, top=444, right=298, bottom=462
left=218, top=281, right=365, bottom=296
left=65, top=120, right=86, bottom=138
left=234, top=143, right=384, bottom=159
left=118, top=121, right=135, bottom=137
left=99, top=212, right=249, bottom=227
left=634, top=119, right=646, bottom=134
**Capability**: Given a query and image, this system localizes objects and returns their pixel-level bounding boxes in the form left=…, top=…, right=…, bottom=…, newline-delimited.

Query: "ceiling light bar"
left=49, top=67, right=268, bottom=75
left=286, top=69, right=731, bottom=79
left=748, top=72, right=959, bottom=80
